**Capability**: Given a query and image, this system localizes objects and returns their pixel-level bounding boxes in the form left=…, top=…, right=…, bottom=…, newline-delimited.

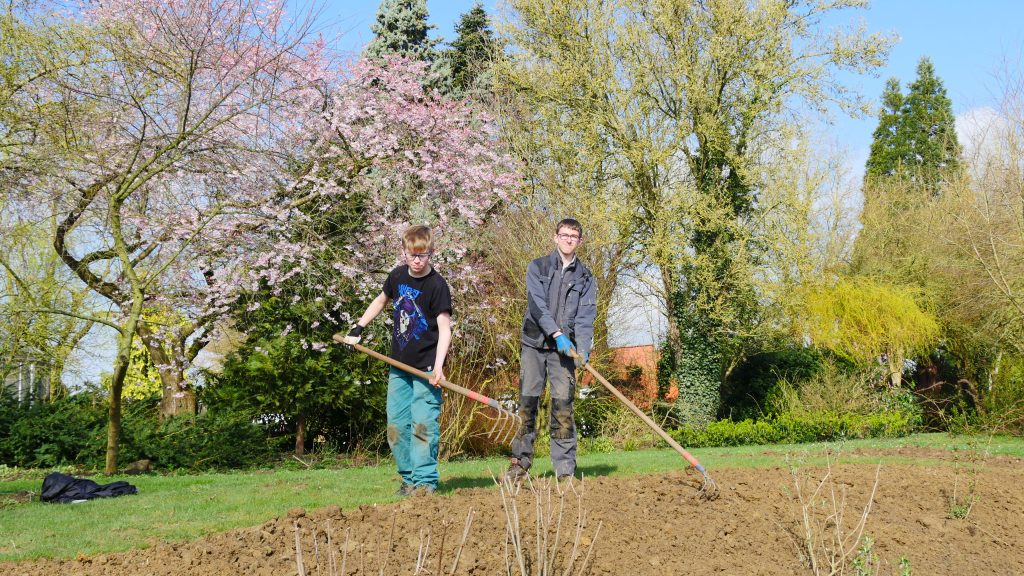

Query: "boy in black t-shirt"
left=342, top=225, right=453, bottom=496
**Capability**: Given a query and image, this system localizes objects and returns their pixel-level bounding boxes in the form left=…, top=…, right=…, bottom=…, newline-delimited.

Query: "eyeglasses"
left=406, top=252, right=432, bottom=261
left=557, top=233, right=581, bottom=242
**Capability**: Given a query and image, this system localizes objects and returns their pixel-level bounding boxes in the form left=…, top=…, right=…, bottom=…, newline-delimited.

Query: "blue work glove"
left=554, top=334, right=573, bottom=356
left=578, top=350, right=589, bottom=364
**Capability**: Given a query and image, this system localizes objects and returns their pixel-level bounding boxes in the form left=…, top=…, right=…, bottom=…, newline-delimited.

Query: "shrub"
left=766, top=360, right=888, bottom=417
left=0, top=392, right=108, bottom=468
left=721, top=346, right=824, bottom=420
left=574, top=395, right=619, bottom=438
left=119, top=407, right=286, bottom=471
left=668, top=411, right=918, bottom=449
left=0, top=390, right=287, bottom=471
left=969, top=354, right=1024, bottom=435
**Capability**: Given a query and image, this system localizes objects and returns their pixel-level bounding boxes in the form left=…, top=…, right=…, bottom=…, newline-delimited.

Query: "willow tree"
left=498, top=0, right=892, bottom=425
left=794, top=277, right=940, bottom=387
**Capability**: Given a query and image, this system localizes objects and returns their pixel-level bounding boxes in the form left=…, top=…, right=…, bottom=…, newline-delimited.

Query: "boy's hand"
left=429, top=367, right=444, bottom=388
left=554, top=334, right=573, bottom=356
left=341, top=324, right=363, bottom=345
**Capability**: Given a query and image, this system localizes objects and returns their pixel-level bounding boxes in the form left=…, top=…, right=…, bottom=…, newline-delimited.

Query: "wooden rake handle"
left=571, top=350, right=711, bottom=477
left=333, top=336, right=508, bottom=413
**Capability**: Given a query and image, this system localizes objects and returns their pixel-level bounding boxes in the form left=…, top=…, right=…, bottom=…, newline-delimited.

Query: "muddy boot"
left=502, top=458, right=529, bottom=484
left=395, top=482, right=414, bottom=497
left=412, top=484, right=437, bottom=497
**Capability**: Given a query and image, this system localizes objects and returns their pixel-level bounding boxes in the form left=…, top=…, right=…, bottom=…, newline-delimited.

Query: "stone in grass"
left=123, top=459, right=153, bottom=475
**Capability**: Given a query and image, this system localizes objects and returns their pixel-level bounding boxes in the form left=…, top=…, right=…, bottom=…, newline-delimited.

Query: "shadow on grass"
left=576, top=463, right=617, bottom=478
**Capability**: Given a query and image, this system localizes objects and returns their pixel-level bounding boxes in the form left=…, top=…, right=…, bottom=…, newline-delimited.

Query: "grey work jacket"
left=520, top=250, right=597, bottom=358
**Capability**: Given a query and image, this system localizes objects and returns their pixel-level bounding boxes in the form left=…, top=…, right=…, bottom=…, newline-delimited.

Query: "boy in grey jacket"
left=507, top=218, right=597, bottom=481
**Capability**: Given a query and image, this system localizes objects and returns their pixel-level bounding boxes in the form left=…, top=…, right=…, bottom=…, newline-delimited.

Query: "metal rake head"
left=479, top=406, right=522, bottom=445
left=694, top=469, right=720, bottom=501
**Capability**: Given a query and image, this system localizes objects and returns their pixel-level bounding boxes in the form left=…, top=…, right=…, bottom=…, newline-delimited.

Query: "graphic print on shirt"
left=393, top=284, right=429, bottom=350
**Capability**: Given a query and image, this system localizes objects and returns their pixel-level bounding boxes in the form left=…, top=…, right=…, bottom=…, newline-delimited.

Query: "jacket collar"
left=548, top=250, right=577, bottom=272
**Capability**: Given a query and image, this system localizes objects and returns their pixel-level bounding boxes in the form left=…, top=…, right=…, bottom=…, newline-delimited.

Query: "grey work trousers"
left=510, top=344, right=577, bottom=477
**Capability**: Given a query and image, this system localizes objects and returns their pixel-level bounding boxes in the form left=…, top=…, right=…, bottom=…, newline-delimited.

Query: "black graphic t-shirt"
left=382, top=265, right=453, bottom=372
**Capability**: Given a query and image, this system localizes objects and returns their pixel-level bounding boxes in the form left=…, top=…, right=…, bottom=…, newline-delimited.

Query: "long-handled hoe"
left=571, top=350, right=720, bottom=500
left=333, top=338, right=522, bottom=445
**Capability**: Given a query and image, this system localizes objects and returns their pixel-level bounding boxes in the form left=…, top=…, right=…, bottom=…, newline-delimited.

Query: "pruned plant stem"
left=575, top=520, right=603, bottom=576
left=448, top=508, right=475, bottom=576
left=294, top=520, right=306, bottom=576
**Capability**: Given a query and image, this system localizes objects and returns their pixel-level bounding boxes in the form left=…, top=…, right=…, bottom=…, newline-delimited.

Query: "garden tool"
left=571, top=349, right=720, bottom=500
left=334, top=338, right=523, bottom=445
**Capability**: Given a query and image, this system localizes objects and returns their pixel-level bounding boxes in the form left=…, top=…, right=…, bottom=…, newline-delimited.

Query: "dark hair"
left=556, top=218, right=582, bottom=237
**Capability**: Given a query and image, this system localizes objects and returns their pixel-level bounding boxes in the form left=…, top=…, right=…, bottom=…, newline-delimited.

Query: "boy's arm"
left=341, top=292, right=390, bottom=344
left=573, top=276, right=598, bottom=362
left=429, top=311, right=452, bottom=387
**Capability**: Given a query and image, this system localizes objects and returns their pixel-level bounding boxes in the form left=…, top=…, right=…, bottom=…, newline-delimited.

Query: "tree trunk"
left=138, top=325, right=197, bottom=419
left=295, top=412, right=307, bottom=456
left=157, top=370, right=197, bottom=418
left=887, top=352, right=904, bottom=388
left=105, top=329, right=135, bottom=474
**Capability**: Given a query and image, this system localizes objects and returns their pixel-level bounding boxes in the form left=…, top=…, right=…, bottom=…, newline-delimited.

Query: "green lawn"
left=1, top=433, right=1021, bottom=561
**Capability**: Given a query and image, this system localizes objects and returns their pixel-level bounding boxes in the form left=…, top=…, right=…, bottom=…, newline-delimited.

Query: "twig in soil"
left=498, top=475, right=527, bottom=575
left=498, top=475, right=601, bottom=576
left=313, top=527, right=322, bottom=576
left=294, top=520, right=306, bottom=576
left=437, top=518, right=451, bottom=576
left=414, top=526, right=432, bottom=574
left=340, top=528, right=350, bottom=576
left=575, top=521, right=602, bottom=576
left=379, top=511, right=397, bottom=576
left=448, top=508, right=475, bottom=576
left=561, top=507, right=586, bottom=576
left=327, top=521, right=337, bottom=576
left=359, top=542, right=365, bottom=576
left=291, top=503, right=477, bottom=575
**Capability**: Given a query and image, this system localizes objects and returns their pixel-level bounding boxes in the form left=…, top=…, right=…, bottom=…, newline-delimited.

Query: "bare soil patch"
left=5, top=446, right=1023, bottom=575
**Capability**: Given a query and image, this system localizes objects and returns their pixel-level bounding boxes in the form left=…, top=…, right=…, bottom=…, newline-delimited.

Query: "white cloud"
left=956, top=106, right=1006, bottom=161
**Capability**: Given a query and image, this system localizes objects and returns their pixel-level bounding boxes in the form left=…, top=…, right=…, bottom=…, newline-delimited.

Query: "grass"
left=1, top=432, right=1022, bottom=561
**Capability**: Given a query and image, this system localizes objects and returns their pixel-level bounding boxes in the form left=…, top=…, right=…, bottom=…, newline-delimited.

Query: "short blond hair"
left=402, top=225, right=434, bottom=253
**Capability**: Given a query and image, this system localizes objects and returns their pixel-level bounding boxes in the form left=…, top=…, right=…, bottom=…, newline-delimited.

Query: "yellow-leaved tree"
left=794, top=277, right=940, bottom=387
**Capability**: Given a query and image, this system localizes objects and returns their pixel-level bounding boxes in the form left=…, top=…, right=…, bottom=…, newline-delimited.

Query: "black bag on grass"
left=40, top=472, right=138, bottom=503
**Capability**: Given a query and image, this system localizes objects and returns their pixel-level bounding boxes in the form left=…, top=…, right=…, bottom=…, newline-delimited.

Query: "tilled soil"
left=4, top=448, right=1024, bottom=575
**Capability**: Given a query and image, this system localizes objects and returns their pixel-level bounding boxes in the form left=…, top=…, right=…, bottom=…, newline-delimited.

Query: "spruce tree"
left=863, top=57, right=961, bottom=190
left=864, top=78, right=905, bottom=180
left=365, top=0, right=439, bottom=62
left=365, top=0, right=455, bottom=93
left=855, top=57, right=961, bottom=278
left=901, top=57, right=961, bottom=188
left=447, top=3, right=496, bottom=95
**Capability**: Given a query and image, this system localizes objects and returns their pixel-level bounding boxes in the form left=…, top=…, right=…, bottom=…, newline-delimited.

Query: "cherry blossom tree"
left=7, top=0, right=519, bottom=473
